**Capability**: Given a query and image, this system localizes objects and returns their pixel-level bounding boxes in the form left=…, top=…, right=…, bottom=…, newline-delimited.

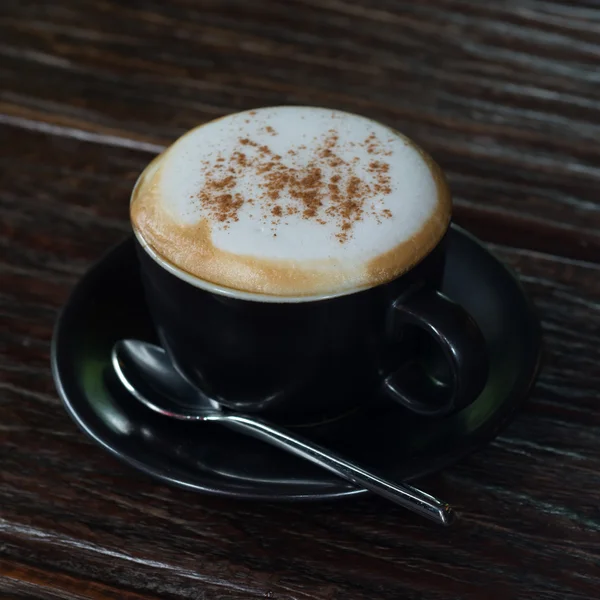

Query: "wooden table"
left=2, top=1, right=599, bottom=598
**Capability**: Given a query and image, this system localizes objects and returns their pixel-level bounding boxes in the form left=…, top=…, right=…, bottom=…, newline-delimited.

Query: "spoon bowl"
left=113, top=339, right=221, bottom=419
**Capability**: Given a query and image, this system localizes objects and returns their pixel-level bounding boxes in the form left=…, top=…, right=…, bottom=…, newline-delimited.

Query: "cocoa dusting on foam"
left=192, top=129, right=394, bottom=242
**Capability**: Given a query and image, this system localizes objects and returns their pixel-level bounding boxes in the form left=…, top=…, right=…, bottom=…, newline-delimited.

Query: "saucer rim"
left=51, top=224, right=542, bottom=501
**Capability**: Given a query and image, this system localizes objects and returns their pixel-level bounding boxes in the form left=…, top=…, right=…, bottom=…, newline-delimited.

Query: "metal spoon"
left=112, top=339, right=455, bottom=526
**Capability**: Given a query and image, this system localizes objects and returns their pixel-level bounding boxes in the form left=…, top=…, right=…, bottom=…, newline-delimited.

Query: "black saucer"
left=52, top=226, right=541, bottom=500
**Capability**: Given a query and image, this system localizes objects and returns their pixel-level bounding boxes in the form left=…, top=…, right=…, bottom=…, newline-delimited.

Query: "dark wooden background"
left=2, top=1, right=600, bottom=598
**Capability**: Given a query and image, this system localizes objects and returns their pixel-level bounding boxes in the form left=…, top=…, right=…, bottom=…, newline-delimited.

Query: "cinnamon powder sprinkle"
left=365, top=133, right=393, bottom=156
left=193, top=130, right=394, bottom=238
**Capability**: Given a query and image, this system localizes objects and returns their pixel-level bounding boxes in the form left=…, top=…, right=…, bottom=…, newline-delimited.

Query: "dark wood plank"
left=1, top=0, right=600, bottom=261
left=1, top=123, right=599, bottom=599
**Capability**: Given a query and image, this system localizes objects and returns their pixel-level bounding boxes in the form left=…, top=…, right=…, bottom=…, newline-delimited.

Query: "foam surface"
left=131, top=106, right=451, bottom=297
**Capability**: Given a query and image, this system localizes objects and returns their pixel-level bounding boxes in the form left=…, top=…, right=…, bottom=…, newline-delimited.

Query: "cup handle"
left=385, top=287, right=488, bottom=417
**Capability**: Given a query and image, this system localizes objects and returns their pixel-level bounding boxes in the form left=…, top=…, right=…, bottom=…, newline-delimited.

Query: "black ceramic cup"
left=134, top=232, right=488, bottom=426
left=130, top=107, right=489, bottom=426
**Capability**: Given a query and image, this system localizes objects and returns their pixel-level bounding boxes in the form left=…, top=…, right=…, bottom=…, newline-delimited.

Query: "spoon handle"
left=219, top=413, right=455, bottom=526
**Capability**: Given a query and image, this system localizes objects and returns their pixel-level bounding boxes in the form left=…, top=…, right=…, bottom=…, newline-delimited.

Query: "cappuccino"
left=131, top=106, right=451, bottom=298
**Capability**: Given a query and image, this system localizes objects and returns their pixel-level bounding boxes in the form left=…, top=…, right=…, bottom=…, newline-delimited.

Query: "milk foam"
left=131, top=106, right=451, bottom=298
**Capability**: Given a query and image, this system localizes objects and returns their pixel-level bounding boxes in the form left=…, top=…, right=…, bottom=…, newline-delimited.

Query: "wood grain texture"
left=1, top=1, right=600, bottom=598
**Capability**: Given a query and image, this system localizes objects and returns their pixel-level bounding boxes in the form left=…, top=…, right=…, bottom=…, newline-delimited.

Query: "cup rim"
left=129, top=107, right=450, bottom=304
